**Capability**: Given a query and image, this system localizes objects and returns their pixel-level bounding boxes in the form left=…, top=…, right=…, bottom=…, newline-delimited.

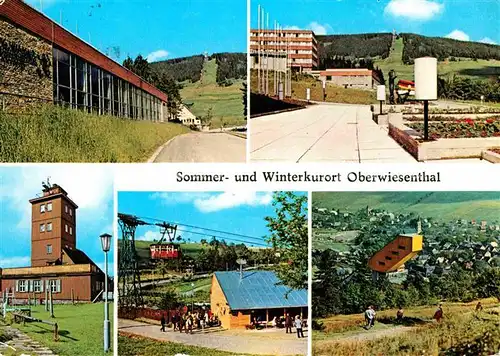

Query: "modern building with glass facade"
left=0, top=0, right=167, bottom=121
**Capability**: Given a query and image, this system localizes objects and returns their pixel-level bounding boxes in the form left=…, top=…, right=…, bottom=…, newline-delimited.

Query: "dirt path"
left=119, top=318, right=307, bottom=355
left=153, top=132, right=246, bottom=162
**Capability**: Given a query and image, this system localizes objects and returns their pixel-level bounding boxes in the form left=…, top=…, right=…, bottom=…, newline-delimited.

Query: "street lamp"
left=100, top=233, right=111, bottom=353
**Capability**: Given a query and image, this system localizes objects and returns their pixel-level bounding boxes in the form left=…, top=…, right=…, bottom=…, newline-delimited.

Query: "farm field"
left=374, top=38, right=500, bottom=81
left=313, top=299, right=500, bottom=356
left=312, top=192, right=500, bottom=222
left=0, top=105, right=190, bottom=162
left=180, top=59, right=245, bottom=129
left=6, top=303, right=114, bottom=356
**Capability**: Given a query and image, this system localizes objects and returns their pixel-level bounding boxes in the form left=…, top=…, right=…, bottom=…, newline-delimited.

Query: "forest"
left=317, top=33, right=393, bottom=61
left=438, top=75, right=500, bottom=102
left=312, top=208, right=500, bottom=319
left=212, top=52, right=247, bottom=85
left=401, top=33, right=500, bottom=63
left=149, top=55, right=205, bottom=83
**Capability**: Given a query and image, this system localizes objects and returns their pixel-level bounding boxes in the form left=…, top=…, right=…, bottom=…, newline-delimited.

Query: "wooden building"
left=210, top=270, right=307, bottom=329
left=0, top=182, right=109, bottom=302
left=368, top=233, right=423, bottom=273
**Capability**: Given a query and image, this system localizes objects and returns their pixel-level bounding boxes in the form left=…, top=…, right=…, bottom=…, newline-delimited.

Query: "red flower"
left=486, top=119, right=495, bottom=124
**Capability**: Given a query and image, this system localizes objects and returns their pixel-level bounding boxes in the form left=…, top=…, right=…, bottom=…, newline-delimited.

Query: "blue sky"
left=118, top=192, right=304, bottom=247
left=25, top=0, right=247, bottom=62
left=251, top=0, right=499, bottom=44
left=0, top=166, right=114, bottom=275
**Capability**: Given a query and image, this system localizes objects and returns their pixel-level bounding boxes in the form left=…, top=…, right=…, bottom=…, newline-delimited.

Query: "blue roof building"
left=210, top=270, right=308, bottom=329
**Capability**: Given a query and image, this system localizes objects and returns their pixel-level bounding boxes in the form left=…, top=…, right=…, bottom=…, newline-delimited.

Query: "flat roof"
left=1, top=0, right=167, bottom=102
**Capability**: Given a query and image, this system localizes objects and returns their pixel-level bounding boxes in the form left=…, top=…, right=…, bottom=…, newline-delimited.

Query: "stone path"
left=153, top=132, right=246, bottom=163
left=0, top=326, right=57, bottom=356
left=250, top=104, right=416, bottom=163
left=119, top=318, right=307, bottom=355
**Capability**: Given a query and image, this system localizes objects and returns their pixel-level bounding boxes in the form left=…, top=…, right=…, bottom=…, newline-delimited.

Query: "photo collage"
left=1, top=0, right=499, bottom=356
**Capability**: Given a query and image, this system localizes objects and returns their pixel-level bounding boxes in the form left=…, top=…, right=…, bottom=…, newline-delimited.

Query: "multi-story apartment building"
left=250, top=29, right=318, bottom=72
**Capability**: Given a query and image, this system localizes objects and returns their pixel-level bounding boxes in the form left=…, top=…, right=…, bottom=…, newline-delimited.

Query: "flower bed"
left=407, top=118, right=500, bottom=139
left=404, top=114, right=500, bottom=122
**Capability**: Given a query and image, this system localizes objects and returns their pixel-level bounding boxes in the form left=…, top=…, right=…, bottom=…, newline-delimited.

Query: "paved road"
left=153, top=132, right=246, bottom=163
left=119, top=319, right=307, bottom=355
left=250, top=104, right=416, bottom=163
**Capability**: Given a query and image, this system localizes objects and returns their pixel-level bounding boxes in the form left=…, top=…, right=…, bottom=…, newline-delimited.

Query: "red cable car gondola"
left=149, top=221, right=182, bottom=260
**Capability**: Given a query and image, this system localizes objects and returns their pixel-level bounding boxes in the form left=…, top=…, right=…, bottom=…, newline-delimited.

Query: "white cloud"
left=284, top=22, right=331, bottom=35
left=136, top=230, right=161, bottom=241
left=146, top=49, right=169, bottom=63
left=445, top=30, right=470, bottom=42
left=0, top=165, right=113, bottom=232
left=479, top=37, right=496, bottom=45
left=0, top=256, right=30, bottom=268
left=150, top=192, right=212, bottom=205
left=309, top=22, right=328, bottom=35
left=194, top=192, right=273, bottom=213
left=385, top=0, right=444, bottom=21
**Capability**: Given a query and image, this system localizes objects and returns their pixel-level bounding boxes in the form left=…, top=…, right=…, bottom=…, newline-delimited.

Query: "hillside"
left=312, top=192, right=500, bottom=222
left=150, top=53, right=246, bottom=128
left=317, top=33, right=500, bottom=82
left=150, top=55, right=205, bottom=83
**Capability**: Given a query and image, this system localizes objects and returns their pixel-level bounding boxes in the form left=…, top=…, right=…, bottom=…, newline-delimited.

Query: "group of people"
left=364, top=303, right=447, bottom=329
left=160, top=311, right=220, bottom=334
left=251, top=313, right=305, bottom=338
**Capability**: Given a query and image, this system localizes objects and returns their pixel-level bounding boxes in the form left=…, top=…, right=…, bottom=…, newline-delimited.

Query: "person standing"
left=294, top=315, right=304, bottom=338
left=365, top=306, right=375, bottom=329
left=285, top=313, right=292, bottom=334
left=433, top=304, right=443, bottom=323
left=396, top=307, right=404, bottom=324
left=160, top=314, right=166, bottom=332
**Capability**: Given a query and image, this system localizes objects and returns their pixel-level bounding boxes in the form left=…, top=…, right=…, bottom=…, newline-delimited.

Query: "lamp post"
left=100, top=233, right=111, bottom=353
left=377, top=85, right=386, bottom=115
left=190, top=283, right=195, bottom=313
left=414, top=57, right=437, bottom=141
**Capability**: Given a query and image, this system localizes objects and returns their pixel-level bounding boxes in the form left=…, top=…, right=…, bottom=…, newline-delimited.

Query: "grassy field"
left=118, top=333, right=274, bottom=356
left=312, top=192, right=500, bottom=222
left=180, top=59, right=245, bottom=129
left=313, top=299, right=500, bottom=355
left=250, top=70, right=377, bottom=105
left=0, top=105, right=190, bottom=162
left=375, top=38, right=500, bottom=81
left=7, top=303, right=114, bottom=356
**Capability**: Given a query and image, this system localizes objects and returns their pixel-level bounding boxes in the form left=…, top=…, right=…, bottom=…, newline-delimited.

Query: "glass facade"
left=52, top=47, right=163, bottom=121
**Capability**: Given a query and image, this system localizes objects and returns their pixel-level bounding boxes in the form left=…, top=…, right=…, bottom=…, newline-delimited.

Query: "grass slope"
left=0, top=105, right=190, bottom=162
left=250, top=70, right=377, bottom=105
left=313, top=299, right=500, bottom=356
left=119, top=334, right=272, bottom=356
left=312, top=192, right=500, bottom=222
left=180, top=59, right=245, bottom=129
left=375, top=38, right=500, bottom=81
left=12, top=303, right=113, bottom=356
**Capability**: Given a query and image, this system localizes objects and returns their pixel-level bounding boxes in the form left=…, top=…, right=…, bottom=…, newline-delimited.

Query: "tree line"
left=401, top=33, right=500, bottom=63
left=438, top=75, right=500, bottom=102
left=212, top=52, right=247, bottom=85
left=317, top=33, right=393, bottom=62
left=149, top=55, right=205, bottom=83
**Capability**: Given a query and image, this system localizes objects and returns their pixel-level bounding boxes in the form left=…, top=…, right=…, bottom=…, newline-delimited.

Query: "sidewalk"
left=119, top=318, right=307, bottom=355
left=250, top=104, right=416, bottom=163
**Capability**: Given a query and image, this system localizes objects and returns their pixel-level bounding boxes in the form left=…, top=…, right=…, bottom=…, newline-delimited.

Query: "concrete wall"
left=319, top=74, right=373, bottom=90
left=0, top=19, right=53, bottom=110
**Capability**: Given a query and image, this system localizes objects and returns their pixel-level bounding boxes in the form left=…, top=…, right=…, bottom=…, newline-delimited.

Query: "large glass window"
left=52, top=47, right=163, bottom=121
